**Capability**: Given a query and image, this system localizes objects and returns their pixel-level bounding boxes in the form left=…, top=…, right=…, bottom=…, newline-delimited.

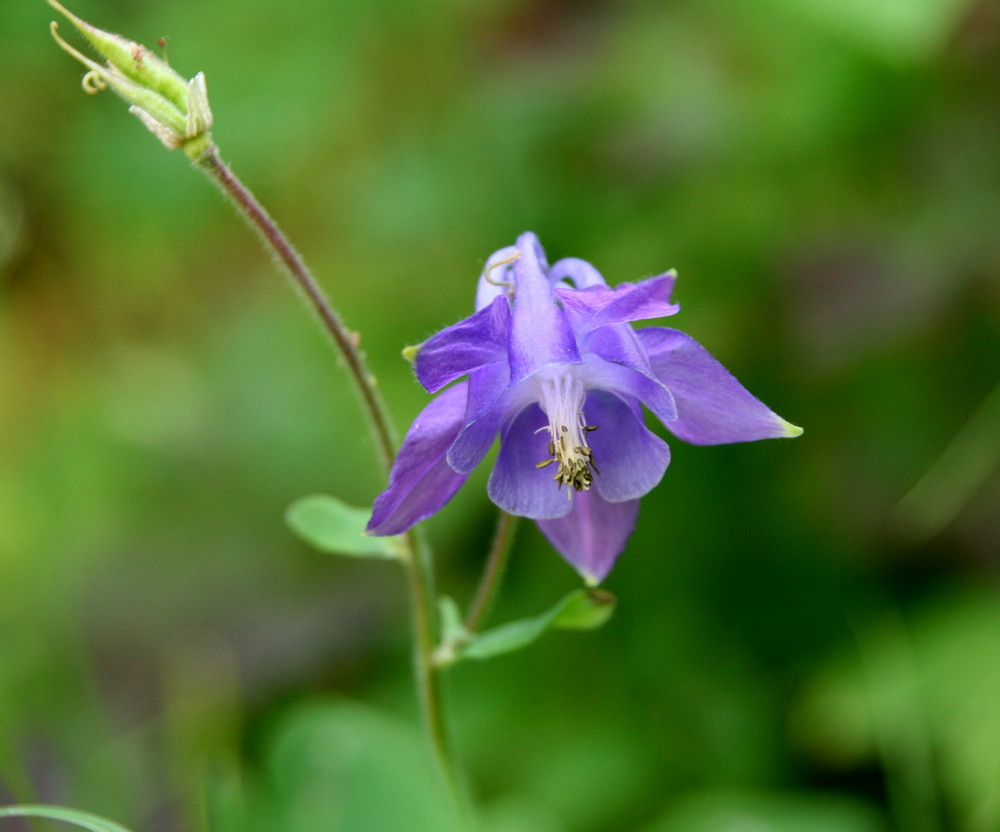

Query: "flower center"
left=535, top=372, right=599, bottom=495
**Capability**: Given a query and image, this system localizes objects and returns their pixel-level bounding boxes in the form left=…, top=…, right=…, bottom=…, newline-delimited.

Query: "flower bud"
left=48, top=0, right=213, bottom=158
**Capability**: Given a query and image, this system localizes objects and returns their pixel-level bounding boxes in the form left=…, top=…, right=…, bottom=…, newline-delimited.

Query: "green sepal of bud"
left=48, top=1, right=213, bottom=154
left=48, top=0, right=189, bottom=108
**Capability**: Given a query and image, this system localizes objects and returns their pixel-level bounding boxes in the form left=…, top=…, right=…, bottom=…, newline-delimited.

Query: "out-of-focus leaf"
left=793, top=590, right=1000, bottom=832
left=479, top=796, right=564, bottom=832
left=286, top=494, right=401, bottom=559
left=456, top=589, right=616, bottom=662
left=768, top=0, right=976, bottom=63
left=0, top=805, right=136, bottom=832
left=222, top=699, right=464, bottom=832
left=640, top=789, right=887, bottom=832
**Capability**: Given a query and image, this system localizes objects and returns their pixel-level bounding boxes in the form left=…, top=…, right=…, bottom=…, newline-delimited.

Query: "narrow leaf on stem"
left=437, top=588, right=617, bottom=666
left=0, top=805, right=136, bottom=832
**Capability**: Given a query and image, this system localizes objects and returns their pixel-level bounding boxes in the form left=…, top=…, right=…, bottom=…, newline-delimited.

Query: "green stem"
left=465, top=511, right=519, bottom=633
left=406, top=529, right=477, bottom=828
left=191, top=144, right=473, bottom=828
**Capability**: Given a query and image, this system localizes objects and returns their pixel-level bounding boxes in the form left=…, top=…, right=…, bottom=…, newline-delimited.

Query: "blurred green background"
left=2, top=0, right=999, bottom=830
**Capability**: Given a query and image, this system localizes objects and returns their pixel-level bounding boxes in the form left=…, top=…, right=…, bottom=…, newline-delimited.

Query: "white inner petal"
left=534, top=367, right=598, bottom=494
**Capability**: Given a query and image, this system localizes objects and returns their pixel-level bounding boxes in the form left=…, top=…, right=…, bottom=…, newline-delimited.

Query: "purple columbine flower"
left=367, top=232, right=802, bottom=584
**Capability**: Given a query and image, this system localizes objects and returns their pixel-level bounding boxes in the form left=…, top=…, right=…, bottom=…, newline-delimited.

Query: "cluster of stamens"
left=536, top=420, right=600, bottom=495
left=534, top=373, right=600, bottom=497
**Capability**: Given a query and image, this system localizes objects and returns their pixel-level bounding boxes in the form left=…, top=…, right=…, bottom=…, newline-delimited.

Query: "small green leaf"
left=459, top=615, right=551, bottom=661
left=438, top=595, right=469, bottom=644
left=247, top=700, right=466, bottom=831
left=286, top=494, right=402, bottom=559
left=456, top=589, right=617, bottom=662
left=553, top=588, right=617, bottom=630
left=433, top=596, right=472, bottom=667
left=0, top=805, right=136, bottom=832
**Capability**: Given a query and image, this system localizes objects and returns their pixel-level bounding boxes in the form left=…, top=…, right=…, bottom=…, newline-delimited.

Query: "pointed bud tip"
left=48, top=3, right=214, bottom=154
left=49, top=1, right=193, bottom=115
left=47, top=0, right=84, bottom=28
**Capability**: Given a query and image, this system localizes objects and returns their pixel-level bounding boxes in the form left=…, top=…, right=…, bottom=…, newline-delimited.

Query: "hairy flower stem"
left=465, top=511, right=519, bottom=632
left=192, top=144, right=473, bottom=828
